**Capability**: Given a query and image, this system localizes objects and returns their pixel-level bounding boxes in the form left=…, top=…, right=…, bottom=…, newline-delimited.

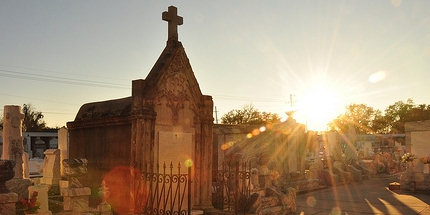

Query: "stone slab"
left=60, top=187, right=91, bottom=197
left=0, top=192, right=18, bottom=203
left=41, top=149, right=61, bottom=185
left=0, top=193, right=18, bottom=215
left=61, top=187, right=91, bottom=212
left=5, top=178, right=31, bottom=200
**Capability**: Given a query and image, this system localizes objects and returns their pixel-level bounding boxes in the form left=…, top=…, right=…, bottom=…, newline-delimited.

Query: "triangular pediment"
left=142, top=41, right=203, bottom=108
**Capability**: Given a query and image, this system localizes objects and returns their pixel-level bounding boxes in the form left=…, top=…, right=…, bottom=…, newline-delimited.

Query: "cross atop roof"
left=162, top=6, right=183, bottom=42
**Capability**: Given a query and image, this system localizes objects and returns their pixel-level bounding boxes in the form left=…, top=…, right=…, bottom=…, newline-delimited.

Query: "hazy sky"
left=1, top=1, right=429, bottom=130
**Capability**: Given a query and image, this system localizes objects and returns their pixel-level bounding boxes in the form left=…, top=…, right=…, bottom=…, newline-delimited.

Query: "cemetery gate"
left=138, top=162, right=191, bottom=215
left=212, top=160, right=252, bottom=214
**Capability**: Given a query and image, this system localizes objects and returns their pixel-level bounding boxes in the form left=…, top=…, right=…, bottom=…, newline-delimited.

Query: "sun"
left=295, top=81, right=343, bottom=131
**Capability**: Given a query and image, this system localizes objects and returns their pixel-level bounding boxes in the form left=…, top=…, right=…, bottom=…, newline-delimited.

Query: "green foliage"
left=329, top=99, right=430, bottom=134
left=221, top=104, right=280, bottom=125
left=0, top=104, right=47, bottom=132
left=383, top=99, right=430, bottom=133
left=328, top=104, right=381, bottom=134
left=22, top=103, right=46, bottom=132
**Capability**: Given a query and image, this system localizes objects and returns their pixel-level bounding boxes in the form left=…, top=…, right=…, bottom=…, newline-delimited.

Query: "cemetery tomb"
left=67, top=5, right=213, bottom=211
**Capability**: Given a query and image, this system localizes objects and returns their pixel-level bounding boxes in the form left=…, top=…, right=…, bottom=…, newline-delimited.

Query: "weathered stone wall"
left=405, top=120, right=430, bottom=154
left=68, top=122, right=131, bottom=189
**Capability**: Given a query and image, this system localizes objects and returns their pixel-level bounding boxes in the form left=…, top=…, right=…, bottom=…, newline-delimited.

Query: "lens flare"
left=259, top=126, right=266, bottom=132
left=391, top=0, right=402, bottom=7
left=368, top=71, right=387, bottom=83
left=184, top=159, right=193, bottom=167
left=246, top=133, right=253, bottom=139
left=306, top=196, right=317, bottom=207
left=104, top=166, right=147, bottom=214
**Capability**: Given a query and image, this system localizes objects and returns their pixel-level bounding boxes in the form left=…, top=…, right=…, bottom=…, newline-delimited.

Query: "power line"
left=0, top=68, right=293, bottom=104
left=0, top=69, right=130, bottom=89
left=0, top=64, right=132, bottom=82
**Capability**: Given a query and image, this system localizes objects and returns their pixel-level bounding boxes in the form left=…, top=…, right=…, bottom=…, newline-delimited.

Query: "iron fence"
left=212, top=160, right=251, bottom=214
left=139, top=162, right=191, bottom=215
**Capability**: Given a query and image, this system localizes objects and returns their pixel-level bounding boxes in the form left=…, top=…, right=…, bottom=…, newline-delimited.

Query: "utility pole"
left=287, top=94, right=295, bottom=108
left=214, top=106, right=219, bottom=124
left=286, top=94, right=296, bottom=119
left=290, top=94, right=294, bottom=108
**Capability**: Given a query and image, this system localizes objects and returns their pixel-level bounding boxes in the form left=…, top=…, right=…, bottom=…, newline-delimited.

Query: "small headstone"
left=61, top=158, right=91, bottom=213
left=28, top=184, right=52, bottom=215
left=58, top=127, right=69, bottom=176
left=40, top=149, right=61, bottom=185
left=63, top=158, right=88, bottom=188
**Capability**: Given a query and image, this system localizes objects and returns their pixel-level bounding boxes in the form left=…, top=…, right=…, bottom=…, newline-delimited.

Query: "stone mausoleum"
left=67, top=6, right=213, bottom=210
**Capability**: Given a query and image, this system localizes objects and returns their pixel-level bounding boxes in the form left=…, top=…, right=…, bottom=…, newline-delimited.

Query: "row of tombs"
left=1, top=105, right=409, bottom=215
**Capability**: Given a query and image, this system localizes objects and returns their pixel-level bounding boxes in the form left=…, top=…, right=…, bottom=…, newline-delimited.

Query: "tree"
left=221, top=104, right=280, bottom=125
left=22, top=104, right=46, bottom=132
left=328, top=99, right=430, bottom=134
left=328, top=104, right=382, bottom=134
left=0, top=104, right=49, bottom=132
left=383, top=99, right=430, bottom=133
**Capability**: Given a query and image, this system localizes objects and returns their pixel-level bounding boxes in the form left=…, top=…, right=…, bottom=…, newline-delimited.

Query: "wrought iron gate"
left=139, top=162, right=191, bottom=215
left=213, top=160, right=252, bottom=214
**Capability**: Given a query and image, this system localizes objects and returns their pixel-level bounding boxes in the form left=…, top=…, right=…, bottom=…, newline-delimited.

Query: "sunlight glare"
left=296, top=81, right=342, bottom=131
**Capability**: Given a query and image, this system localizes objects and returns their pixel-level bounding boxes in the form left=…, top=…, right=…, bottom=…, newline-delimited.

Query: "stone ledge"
left=0, top=193, right=18, bottom=203
left=61, top=187, right=91, bottom=197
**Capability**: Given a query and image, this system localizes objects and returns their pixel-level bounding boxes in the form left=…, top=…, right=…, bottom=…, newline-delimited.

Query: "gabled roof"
left=141, top=40, right=203, bottom=99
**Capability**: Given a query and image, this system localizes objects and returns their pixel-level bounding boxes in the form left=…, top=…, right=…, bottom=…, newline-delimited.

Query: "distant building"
left=0, top=130, right=58, bottom=159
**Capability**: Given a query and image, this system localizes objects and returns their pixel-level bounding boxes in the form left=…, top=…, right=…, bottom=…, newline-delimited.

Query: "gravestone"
left=40, top=149, right=61, bottom=185
left=60, top=159, right=91, bottom=213
left=1, top=105, right=32, bottom=199
left=1, top=105, right=24, bottom=178
left=58, top=127, right=69, bottom=176
left=28, top=184, right=52, bottom=215
left=67, top=6, right=213, bottom=211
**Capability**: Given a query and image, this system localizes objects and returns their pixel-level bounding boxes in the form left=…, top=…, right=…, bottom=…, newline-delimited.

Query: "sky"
left=1, top=0, right=430, bottom=131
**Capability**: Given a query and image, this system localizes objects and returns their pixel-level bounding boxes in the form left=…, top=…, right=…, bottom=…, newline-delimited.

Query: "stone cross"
left=162, top=6, right=183, bottom=41
left=1, top=105, right=25, bottom=179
